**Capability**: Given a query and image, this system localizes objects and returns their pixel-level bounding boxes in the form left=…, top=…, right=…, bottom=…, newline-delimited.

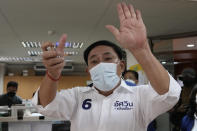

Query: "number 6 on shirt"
left=82, top=99, right=92, bottom=110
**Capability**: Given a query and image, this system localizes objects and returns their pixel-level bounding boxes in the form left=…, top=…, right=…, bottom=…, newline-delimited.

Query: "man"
left=123, top=70, right=139, bottom=85
left=32, top=3, right=181, bottom=131
left=170, top=68, right=197, bottom=131
left=0, top=81, right=22, bottom=107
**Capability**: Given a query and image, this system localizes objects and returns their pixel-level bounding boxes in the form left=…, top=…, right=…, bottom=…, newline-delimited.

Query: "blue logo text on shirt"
left=114, top=100, right=133, bottom=110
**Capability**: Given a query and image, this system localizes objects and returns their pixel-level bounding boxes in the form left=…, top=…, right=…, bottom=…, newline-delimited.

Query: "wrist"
left=130, top=47, right=151, bottom=58
left=129, top=46, right=154, bottom=65
left=46, top=70, right=61, bottom=82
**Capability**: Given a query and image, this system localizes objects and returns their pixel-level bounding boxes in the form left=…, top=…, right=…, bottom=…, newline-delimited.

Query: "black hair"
left=122, top=70, right=139, bottom=80
left=179, top=68, right=197, bottom=87
left=187, top=84, right=197, bottom=118
left=83, top=40, right=124, bottom=65
left=7, top=81, right=18, bottom=89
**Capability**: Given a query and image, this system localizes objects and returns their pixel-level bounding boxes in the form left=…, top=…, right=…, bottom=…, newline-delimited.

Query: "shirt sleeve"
left=31, top=87, right=78, bottom=120
left=138, top=73, right=181, bottom=126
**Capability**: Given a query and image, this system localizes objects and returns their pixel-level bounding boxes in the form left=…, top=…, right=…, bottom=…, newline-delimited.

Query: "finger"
left=57, top=34, right=67, bottom=54
left=41, top=42, right=54, bottom=52
left=106, top=25, right=120, bottom=38
left=136, top=9, right=143, bottom=23
left=42, top=51, right=58, bottom=60
left=122, top=3, right=131, bottom=19
left=117, top=3, right=126, bottom=24
left=48, top=62, right=65, bottom=70
left=46, top=57, right=64, bottom=67
left=129, top=4, right=136, bottom=18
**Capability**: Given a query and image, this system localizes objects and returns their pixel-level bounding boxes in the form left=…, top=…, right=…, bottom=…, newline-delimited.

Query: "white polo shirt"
left=192, top=114, right=197, bottom=131
left=32, top=74, right=181, bottom=131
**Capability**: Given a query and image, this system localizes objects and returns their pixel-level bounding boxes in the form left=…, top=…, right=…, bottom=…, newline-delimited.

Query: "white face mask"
left=126, top=79, right=135, bottom=84
left=90, top=62, right=121, bottom=91
left=196, top=95, right=197, bottom=104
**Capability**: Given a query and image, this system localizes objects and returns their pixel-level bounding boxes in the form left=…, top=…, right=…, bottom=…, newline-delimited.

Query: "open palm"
left=106, top=3, right=148, bottom=52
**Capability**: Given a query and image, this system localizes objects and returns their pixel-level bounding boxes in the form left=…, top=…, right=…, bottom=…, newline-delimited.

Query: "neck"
left=95, top=80, right=121, bottom=97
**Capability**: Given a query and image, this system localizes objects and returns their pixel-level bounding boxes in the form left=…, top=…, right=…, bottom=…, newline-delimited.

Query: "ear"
left=119, top=60, right=126, bottom=73
left=86, top=67, right=90, bottom=75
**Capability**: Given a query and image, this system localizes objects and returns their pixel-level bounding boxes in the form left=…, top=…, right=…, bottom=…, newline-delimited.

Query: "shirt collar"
left=194, top=113, right=197, bottom=119
left=113, top=79, right=135, bottom=93
left=82, top=79, right=135, bottom=94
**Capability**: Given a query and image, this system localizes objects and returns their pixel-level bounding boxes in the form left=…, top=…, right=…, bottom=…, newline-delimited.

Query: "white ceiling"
left=0, top=0, right=197, bottom=65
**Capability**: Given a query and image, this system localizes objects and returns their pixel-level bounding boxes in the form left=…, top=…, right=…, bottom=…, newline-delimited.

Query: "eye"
left=90, top=60, right=98, bottom=65
left=104, top=57, right=113, bottom=61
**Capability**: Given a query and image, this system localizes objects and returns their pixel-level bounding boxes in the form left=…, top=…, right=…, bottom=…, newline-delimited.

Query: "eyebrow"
left=89, top=54, right=97, bottom=61
left=103, top=52, right=113, bottom=56
left=89, top=52, right=113, bottom=60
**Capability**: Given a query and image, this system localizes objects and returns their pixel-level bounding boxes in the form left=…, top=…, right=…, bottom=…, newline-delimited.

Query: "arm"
left=106, top=3, right=169, bottom=95
left=39, top=34, right=67, bottom=107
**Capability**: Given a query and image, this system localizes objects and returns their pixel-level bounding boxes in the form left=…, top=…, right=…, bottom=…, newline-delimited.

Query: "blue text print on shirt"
left=82, top=99, right=92, bottom=110
left=114, top=100, right=133, bottom=110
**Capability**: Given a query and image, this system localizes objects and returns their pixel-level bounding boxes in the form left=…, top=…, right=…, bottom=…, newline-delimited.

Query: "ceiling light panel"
left=186, top=44, right=195, bottom=48
left=56, top=42, right=83, bottom=49
left=21, top=41, right=41, bottom=48
left=22, top=41, right=83, bottom=49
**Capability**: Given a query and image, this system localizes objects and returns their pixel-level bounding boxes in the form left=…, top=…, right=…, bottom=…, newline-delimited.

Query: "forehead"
left=125, top=72, right=133, bottom=76
left=124, top=72, right=135, bottom=78
left=7, top=86, right=17, bottom=89
left=88, top=45, right=118, bottom=59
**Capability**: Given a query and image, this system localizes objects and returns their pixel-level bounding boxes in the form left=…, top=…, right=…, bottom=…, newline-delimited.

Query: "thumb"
left=105, top=25, right=120, bottom=38
left=57, top=34, right=67, bottom=54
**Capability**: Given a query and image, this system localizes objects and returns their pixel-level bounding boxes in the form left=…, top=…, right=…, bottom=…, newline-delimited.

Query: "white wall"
left=126, top=50, right=148, bottom=84
left=0, top=63, right=5, bottom=94
left=126, top=49, right=138, bottom=67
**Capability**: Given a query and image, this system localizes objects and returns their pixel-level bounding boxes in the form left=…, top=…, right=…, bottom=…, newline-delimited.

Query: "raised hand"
left=106, top=3, right=148, bottom=53
left=41, top=34, right=67, bottom=79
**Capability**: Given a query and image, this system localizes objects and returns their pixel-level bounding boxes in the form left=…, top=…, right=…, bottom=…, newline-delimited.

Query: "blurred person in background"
left=122, top=70, right=139, bottom=86
left=181, top=84, right=197, bottom=131
left=0, top=81, right=22, bottom=107
left=170, top=68, right=197, bottom=131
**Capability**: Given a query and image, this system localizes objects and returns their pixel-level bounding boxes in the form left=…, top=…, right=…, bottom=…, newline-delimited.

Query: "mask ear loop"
left=115, top=60, right=124, bottom=80
left=118, top=59, right=127, bottom=80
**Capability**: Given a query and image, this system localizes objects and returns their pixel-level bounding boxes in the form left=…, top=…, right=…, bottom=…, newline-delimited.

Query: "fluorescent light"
left=16, top=57, right=20, bottom=61
left=186, top=44, right=195, bottom=48
left=65, top=42, right=71, bottom=48
left=38, top=42, right=41, bottom=47
left=56, top=42, right=84, bottom=48
left=37, top=51, right=41, bottom=55
left=19, top=57, right=23, bottom=61
left=34, top=42, right=38, bottom=48
left=65, top=59, right=73, bottom=62
left=21, top=42, right=26, bottom=47
left=22, top=41, right=83, bottom=49
left=31, top=51, right=34, bottom=56
left=27, top=42, right=30, bottom=48
left=173, top=62, right=179, bottom=64
left=0, top=56, right=36, bottom=62
left=80, top=43, right=83, bottom=48
left=24, top=57, right=33, bottom=62
left=34, top=51, right=38, bottom=55
left=73, top=42, right=79, bottom=48
left=28, top=51, right=31, bottom=55
left=161, top=61, right=166, bottom=64
left=30, top=42, right=34, bottom=48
